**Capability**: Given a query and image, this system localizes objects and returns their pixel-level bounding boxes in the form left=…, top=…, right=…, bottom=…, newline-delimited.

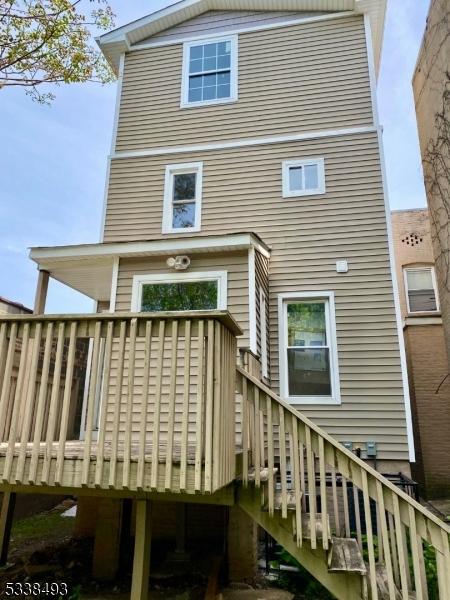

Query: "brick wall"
left=405, top=324, right=450, bottom=498
left=392, top=209, right=450, bottom=498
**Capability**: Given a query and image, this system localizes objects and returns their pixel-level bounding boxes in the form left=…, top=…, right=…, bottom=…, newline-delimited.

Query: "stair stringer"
left=238, top=486, right=365, bottom=600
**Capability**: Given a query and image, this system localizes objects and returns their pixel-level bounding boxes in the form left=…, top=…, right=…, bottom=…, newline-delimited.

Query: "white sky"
left=0, top=0, right=430, bottom=313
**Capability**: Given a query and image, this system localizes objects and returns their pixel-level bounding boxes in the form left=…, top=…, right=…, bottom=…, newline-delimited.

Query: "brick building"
left=392, top=208, right=450, bottom=498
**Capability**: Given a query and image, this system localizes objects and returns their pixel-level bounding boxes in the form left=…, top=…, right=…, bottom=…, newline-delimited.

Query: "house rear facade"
left=33, top=0, right=412, bottom=470
left=1, top=2, right=449, bottom=600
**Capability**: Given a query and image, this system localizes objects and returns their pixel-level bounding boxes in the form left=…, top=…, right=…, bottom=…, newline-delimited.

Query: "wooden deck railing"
left=0, top=312, right=240, bottom=494
left=237, top=366, right=450, bottom=600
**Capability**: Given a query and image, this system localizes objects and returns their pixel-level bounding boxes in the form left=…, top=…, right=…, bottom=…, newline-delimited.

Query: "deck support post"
left=34, top=269, right=49, bottom=315
left=131, top=500, right=152, bottom=600
left=0, top=492, right=16, bottom=565
left=227, top=505, right=257, bottom=582
left=92, top=498, right=122, bottom=581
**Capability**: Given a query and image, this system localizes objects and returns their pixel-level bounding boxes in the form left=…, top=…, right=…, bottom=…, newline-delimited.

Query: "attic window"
left=181, top=35, right=238, bottom=108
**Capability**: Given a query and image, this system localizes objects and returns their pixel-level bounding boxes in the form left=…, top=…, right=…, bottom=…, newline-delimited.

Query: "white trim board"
left=278, top=291, right=341, bottom=406
left=248, top=247, right=257, bottom=354
left=99, top=53, right=125, bottom=242
left=130, top=270, right=228, bottom=312
left=111, top=126, right=377, bottom=160
left=109, top=256, right=119, bottom=312
left=365, top=15, right=415, bottom=462
left=260, top=288, right=268, bottom=379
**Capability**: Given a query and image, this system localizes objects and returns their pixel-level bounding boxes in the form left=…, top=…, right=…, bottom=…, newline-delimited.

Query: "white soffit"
left=29, top=233, right=270, bottom=300
left=97, top=0, right=386, bottom=75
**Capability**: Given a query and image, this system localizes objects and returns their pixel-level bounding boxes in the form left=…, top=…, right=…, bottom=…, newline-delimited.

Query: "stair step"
left=328, top=537, right=366, bottom=575
left=376, top=565, right=416, bottom=600
left=262, top=490, right=301, bottom=511
left=301, top=513, right=331, bottom=541
left=247, top=467, right=278, bottom=483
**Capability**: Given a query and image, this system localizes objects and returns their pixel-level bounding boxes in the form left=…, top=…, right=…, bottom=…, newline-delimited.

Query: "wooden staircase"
left=236, top=366, right=450, bottom=600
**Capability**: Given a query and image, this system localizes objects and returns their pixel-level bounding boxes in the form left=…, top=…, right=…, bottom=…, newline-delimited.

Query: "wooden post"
left=34, top=270, right=49, bottom=315
left=92, top=499, right=122, bottom=581
left=131, top=500, right=152, bottom=600
left=0, top=491, right=16, bottom=565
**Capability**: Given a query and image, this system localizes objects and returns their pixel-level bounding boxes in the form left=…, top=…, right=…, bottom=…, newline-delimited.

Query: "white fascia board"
left=29, top=233, right=271, bottom=264
left=365, top=13, right=415, bottom=462
left=98, top=0, right=205, bottom=45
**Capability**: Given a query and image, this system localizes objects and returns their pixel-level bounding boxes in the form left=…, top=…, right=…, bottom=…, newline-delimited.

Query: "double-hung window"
left=279, top=292, right=340, bottom=404
left=131, top=272, right=228, bottom=313
left=404, top=267, right=439, bottom=313
left=181, top=36, right=238, bottom=107
left=282, top=159, right=326, bottom=197
left=163, top=163, right=203, bottom=233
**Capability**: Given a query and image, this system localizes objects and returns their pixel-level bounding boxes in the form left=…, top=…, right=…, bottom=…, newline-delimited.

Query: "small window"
left=282, top=159, right=325, bottom=197
left=404, top=267, right=439, bottom=313
left=279, top=293, right=340, bottom=404
left=163, top=163, right=203, bottom=233
left=181, top=36, right=238, bottom=108
left=131, top=272, right=228, bottom=313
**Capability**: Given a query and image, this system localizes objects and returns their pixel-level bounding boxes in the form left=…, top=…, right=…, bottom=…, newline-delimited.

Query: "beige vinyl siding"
left=105, top=254, right=248, bottom=451
left=115, top=253, right=250, bottom=349
left=115, top=15, right=373, bottom=152
left=104, top=131, right=408, bottom=460
left=139, top=10, right=328, bottom=45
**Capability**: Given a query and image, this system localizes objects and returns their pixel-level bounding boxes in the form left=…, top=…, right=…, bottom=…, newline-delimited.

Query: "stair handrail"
left=237, top=365, right=450, bottom=600
left=237, top=365, right=450, bottom=536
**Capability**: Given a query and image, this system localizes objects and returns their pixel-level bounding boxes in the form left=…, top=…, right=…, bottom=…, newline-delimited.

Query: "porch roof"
left=29, top=233, right=270, bottom=302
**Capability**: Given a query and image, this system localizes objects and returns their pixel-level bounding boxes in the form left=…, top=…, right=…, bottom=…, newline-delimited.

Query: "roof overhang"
left=98, top=0, right=387, bottom=76
left=29, top=233, right=270, bottom=302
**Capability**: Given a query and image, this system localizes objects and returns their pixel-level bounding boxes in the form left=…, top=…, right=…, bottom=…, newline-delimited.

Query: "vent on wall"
left=402, top=233, right=423, bottom=246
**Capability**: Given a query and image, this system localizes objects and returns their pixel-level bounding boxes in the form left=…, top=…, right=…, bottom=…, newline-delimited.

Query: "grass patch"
left=10, top=511, right=74, bottom=553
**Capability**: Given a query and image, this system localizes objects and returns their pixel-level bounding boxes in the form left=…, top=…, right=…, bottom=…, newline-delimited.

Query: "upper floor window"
left=181, top=36, right=238, bottom=108
left=404, top=267, right=439, bottom=313
left=282, top=158, right=326, bottom=198
left=163, top=163, right=203, bottom=234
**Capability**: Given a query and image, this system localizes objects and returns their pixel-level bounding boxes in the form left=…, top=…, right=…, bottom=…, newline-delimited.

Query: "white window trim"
left=282, top=158, right=326, bottom=198
left=278, top=291, right=341, bottom=405
left=403, top=266, right=440, bottom=315
left=162, top=162, right=203, bottom=234
left=260, top=288, right=268, bottom=379
left=131, top=271, right=228, bottom=312
left=180, top=34, right=238, bottom=109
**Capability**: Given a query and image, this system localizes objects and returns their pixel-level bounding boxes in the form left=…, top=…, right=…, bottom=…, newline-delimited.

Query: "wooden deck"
left=0, top=312, right=240, bottom=495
